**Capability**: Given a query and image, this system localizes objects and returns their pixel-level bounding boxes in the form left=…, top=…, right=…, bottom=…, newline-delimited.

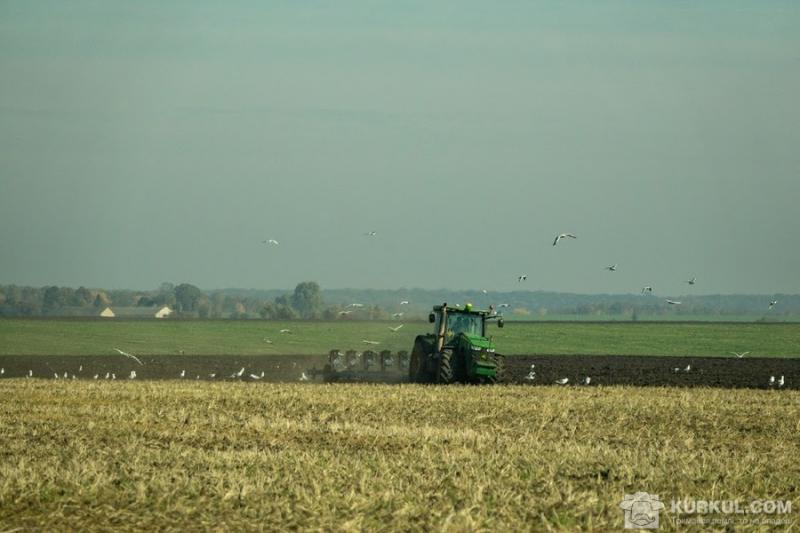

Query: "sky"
left=1, top=1, right=798, bottom=295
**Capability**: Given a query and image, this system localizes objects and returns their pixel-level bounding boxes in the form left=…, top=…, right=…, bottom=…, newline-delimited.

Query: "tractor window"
left=446, top=313, right=483, bottom=337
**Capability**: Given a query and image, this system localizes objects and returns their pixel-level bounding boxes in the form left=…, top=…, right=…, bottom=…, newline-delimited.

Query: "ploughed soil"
left=1, top=354, right=798, bottom=389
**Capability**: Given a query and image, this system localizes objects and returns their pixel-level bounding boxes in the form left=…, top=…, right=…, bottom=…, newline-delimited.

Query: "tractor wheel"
left=436, top=349, right=455, bottom=384
left=487, top=354, right=506, bottom=384
left=409, top=339, right=433, bottom=383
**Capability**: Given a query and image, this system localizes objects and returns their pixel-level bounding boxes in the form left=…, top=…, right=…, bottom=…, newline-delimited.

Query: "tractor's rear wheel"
left=436, top=350, right=455, bottom=384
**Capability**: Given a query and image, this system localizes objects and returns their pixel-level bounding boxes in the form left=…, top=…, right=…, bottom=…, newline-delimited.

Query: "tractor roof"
left=432, top=304, right=495, bottom=316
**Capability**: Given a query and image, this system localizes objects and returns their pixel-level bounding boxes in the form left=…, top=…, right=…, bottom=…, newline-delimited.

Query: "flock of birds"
left=521, top=359, right=787, bottom=388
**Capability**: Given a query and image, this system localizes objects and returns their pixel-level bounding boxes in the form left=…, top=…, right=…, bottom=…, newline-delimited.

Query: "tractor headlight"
left=470, top=345, right=482, bottom=351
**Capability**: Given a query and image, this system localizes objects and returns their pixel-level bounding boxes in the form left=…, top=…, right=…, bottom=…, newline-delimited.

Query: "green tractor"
left=409, top=302, right=505, bottom=384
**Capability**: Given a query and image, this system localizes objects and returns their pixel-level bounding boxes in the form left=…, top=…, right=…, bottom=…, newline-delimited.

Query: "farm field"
left=0, top=381, right=797, bottom=531
left=1, top=319, right=799, bottom=358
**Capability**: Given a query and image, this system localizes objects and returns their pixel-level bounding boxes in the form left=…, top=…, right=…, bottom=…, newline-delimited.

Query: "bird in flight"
left=279, top=329, right=291, bottom=333
left=605, top=264, right=617, bottom=272
left=350, top=303, right=364, bottom=308
left=687, top=277, right=696, bottom=285
left=299, top=372, right=310, bottom=382
left=400, top=300, right=409, bottom=305
left=362, top=340, right=380, bottom=345
left=392, top=312, right=404, bottom=318
left=555, top=378, right=569, bottom=385
left=769, top=301, right=778, bottom=309
left=262, top=239, right=279, bottom=245
left=114, top=348, right=143, bottom=366
left=666, top=299, right=681, bottom=305
left=731, top=351, right=750, bottom=358
left=641, top=286, right=654, bottom=294
left=388, top=324, right=404, bottom=332
left=364, top=231, right=377, bottom=237
left=553, top=233, right=577, bottom=246
left=518, top=275, right=527, bottom=282
left=338, top=310, right=352, bottom=316
left=498, top=303, right=510, bottom=308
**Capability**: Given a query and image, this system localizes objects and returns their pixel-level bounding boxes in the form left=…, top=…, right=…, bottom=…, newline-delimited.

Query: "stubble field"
left=0, top=381, right=798, bottom=531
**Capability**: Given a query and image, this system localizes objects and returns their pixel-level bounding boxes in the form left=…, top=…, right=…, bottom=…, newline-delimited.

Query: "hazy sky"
left=1, top=1, right=798, bottom=295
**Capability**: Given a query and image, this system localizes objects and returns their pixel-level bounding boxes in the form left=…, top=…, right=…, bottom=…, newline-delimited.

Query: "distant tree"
left=73, top=286, right=93, bottom=307
left=174, top=283, right=204, bottom=313
left=197, top=296, right=211, bottom=318
left=42, top=286, right=64, bottom=311
left=137, top=295, right=156, bottom=307
left=93, top=292, right=111, bottom=308
left=291, top=281, right=323, bottom=319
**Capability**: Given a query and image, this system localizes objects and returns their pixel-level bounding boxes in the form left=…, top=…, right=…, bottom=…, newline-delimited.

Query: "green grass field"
left=1, top=381, right=797, bottom=530
left=0, top=319, right=798, bottom=357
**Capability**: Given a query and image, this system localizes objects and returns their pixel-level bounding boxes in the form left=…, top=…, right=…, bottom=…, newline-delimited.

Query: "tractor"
left=409, top=302, right=505, bottom=384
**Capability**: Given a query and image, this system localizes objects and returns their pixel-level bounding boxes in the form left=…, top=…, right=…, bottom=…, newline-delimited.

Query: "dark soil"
left=0, top=354, right=797, bottom=389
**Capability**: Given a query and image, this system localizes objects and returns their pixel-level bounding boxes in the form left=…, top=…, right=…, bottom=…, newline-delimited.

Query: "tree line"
left=0, top=282, right=395, bottom=320
left=0, top=283, right=796, bottom=319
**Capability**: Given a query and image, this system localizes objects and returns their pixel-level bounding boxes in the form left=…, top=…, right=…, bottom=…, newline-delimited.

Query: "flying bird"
left=666, top=299, right=681, bottom=305
left=338, top=310, right=352, bottom=316
left=555, top=378, right=569, bottom=385
left=687, top=277, right=696, bottom=285
left=389, top=324, right=404, bottom=332
left=731, top=351, right=750, bottom=358
left=553, top=233, right=577, bottom=246
left=349, top=303, right=364, bottom=308
left=249, top=372, right=264, bottom=380
left=262, top=239, right=279, bottom=245
left=232, top=367, right=245, bottom=378
left=518, top=275, right=527, bottom=282
left=263, top=338, right=272, bottom=344
left=641, top=286, right=654, bottom=294
left=364, top=231, right=377, bottom=236
left=683, top=364, right=691, bottom=372
left=392, top=312, right=404, bottom=318
left=93, top=374, right=99, bottom=379
left=605, top=264, right=617, bottom=272
left=209, top=373, right=216, bottom=378
left=525, top=364, right=536, bottom=381
left=114, top=348, right=143, bottom=366
left=279, top=329, right=292, bottom=333
left=481, top=289, right=488, bottom=294
left=769, top=301, right=778, bottom=309
left=400, top=300, right=409, bottom=305
left=299, top=372, right=310, bottom=382
left=362, top=340, right=380, bottom=345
